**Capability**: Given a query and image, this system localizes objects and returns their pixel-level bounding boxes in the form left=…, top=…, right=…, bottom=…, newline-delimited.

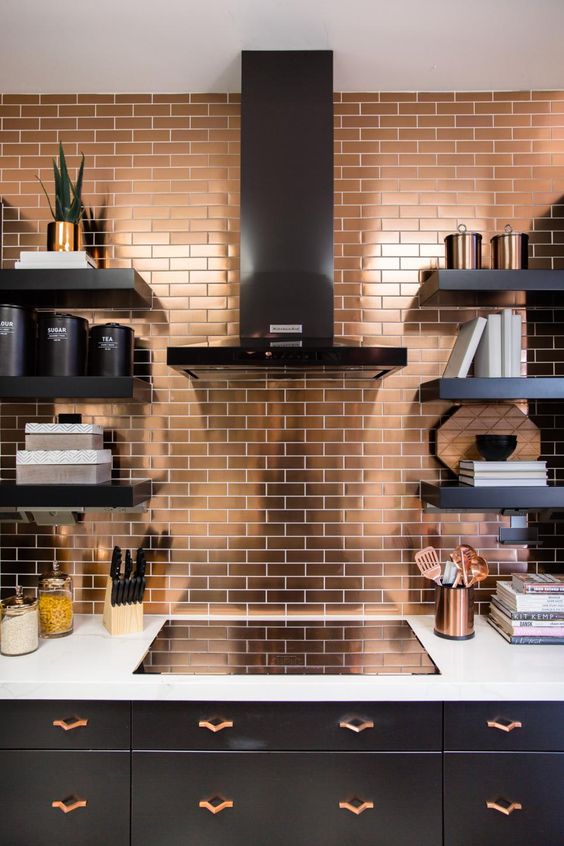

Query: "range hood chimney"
left=167, top=50, right=407, bottom=381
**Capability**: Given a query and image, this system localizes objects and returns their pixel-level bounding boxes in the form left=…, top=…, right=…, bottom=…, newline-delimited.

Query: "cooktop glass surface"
left=134, top=619, right=439, bottom=676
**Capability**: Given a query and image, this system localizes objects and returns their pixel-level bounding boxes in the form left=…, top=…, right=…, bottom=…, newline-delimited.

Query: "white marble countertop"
left=1, top=614, right=563, bottom=701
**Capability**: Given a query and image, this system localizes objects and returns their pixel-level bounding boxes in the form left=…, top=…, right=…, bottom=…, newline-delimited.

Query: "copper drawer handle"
left=199, top=795, right=234, bottom=814
left=486, top=798, right=523, bottom=816
left=51, top=795, right=88, bottom=814
left=198, top=717, right=234, bottom=733
left=52, top=716, right=89, bottom=732
left=339, top=718, right=375, bottom=733
left=339, top=797, right=374, bottom=815
left=487, top=718, right=523, bottom=733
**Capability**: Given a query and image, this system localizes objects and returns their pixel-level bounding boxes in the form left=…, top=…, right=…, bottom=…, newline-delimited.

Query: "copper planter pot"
left=47, top=221, right=81, bottom=252
left=434, top=585, right=475, bottom=640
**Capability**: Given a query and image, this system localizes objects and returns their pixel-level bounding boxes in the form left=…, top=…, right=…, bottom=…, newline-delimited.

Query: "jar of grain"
left=38, top=562, right=73, bottom=638
left=0, top=585, right=39, bottom=656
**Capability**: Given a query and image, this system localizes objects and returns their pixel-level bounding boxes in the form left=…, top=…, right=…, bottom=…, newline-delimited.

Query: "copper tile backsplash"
left=2, top=90, right=564, bottom=615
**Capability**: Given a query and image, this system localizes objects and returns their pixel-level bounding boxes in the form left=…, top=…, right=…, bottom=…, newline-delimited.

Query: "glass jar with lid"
left=0, top=585, right=39, bottom=656
left=38, top=562, right=73, bottom=638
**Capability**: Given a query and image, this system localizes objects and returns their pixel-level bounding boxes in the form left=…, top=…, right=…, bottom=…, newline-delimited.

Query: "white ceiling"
left=1, top=0, right=563, bottom=93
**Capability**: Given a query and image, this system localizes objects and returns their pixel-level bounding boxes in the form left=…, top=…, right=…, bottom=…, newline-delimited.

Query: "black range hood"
left=167, top=50, right=407, bottom=381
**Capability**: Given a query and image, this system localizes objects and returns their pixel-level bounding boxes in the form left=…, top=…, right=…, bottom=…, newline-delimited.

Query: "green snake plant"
left=37, top=142, right=85, bottom=223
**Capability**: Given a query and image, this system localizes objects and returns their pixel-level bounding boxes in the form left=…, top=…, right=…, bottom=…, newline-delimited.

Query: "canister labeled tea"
left=88, top=322, right=134, bottom=377
left=0, top=304, right=36, bottom=376
left=37, top=312, right=88, bottom=376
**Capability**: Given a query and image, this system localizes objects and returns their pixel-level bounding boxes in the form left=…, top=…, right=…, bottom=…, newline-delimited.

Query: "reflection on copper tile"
left=0, top=89, right=551, bottom=613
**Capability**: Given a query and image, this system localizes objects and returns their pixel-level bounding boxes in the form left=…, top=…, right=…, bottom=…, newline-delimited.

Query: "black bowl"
left=475, top=434, right=517, bottom=461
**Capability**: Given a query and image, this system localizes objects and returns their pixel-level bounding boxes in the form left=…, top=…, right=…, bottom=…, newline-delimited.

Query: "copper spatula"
left=414, top=547, right=443, bottom=584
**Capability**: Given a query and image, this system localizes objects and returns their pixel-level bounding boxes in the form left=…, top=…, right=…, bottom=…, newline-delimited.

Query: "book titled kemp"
left=512, top=573, right=564, bottom=594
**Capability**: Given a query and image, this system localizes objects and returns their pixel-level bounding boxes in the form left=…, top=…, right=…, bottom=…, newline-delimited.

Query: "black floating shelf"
left=0, top=479, right=152, bottom=509
left=0, top=268, right=152, bottom=308
left=419, top=269, right=564, bottom=306
left=421, top=482, right=564, bottom=512
left=420, top=377, right=564, bottom=402
left=0, top=376, right=151, bottom=403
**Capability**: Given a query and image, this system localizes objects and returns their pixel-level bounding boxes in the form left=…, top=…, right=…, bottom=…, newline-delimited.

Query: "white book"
left=16, top=260, right=94, bottom=269
left=461, top=470, right=547, bottom=478
left=19, top=250, right=93, bottom=262
left=500, top=308, right=513, bottom=376
left=474, top=313, right=502, bottom=377
left=497, top=582, right=564, bottom=610
left=512, top=313, right=522, bottom=376
left=459, top=476, right=547, bottom=486
left=460, top=460, right=546, bottom=470
left=443, top=317, right=487, bottom=378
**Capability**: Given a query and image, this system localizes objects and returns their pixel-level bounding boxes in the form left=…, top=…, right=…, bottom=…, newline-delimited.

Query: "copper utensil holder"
left=434, top=585, right=475, bottom=640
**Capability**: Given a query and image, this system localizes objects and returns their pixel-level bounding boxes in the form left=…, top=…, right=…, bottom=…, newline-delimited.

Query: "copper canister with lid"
left=490, top=224, right=529, bottom=269
left=444, top=223, right=482, bottom=269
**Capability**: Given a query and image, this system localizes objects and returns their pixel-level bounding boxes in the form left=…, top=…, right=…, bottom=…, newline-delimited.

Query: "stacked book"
left=443, top=308, right=521, bottom=378
left=16, top=422, right=111, bottom=484
left=488, top=574, right=564, bottom=644
left=459, top=460, right=547, bottom=487
left=15, top=250, right=96, bottom=269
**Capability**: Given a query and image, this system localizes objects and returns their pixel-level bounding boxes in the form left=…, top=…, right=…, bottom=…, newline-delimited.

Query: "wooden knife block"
left=102, top=577, right=144, bottom=636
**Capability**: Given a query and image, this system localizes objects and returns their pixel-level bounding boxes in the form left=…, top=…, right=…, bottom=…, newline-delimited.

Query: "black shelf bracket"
left=498, top=510, right=541, bottom=546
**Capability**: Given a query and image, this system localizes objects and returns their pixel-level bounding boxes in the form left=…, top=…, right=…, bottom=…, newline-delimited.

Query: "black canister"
left=88, top=323, right=134, bottom=377
left=0, top=304, right=36, bottom=376
left=37, top=312, right=88, bottom=376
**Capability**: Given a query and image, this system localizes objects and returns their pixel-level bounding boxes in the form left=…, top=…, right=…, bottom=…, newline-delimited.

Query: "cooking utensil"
left=442, top=560, right=458, bottom=587
left=414, top=547, right=443, bottom=584
left=467, top=555, right=489, bottom=588
left=133, top=548, right=147, bottom=602
left=123, top=549, right=133, bottom=604
left=449, top=544, right=477, bottom=588
left=444, top=223, right=482, bottom=269
left=110, top=546, right=122, bottom=607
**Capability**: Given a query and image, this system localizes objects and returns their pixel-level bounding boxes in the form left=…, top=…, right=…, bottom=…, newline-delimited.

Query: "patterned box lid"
left=24, top=423, right=104, bottom=435
left=17, top=449, right=112, bottom=465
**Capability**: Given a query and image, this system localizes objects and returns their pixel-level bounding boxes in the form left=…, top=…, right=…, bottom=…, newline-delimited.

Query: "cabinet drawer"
left=445, top=702, right=564, bottom=751
left=445, top=753, right=564, bottom=846
left=132, top=701, right=441, bottom=751
left=132, top=751, right=442, bottom=846
left=0, top=700, right=130, bottom=749
left=0, top=750, right=129, bottom=846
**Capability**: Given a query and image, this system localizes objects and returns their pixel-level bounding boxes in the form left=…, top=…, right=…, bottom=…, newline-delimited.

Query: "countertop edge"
left=1, top=614, right=563, bottom=702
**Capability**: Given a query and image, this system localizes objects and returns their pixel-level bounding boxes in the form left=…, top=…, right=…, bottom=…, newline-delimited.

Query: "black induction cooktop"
left=134, top=619, right=439, bottom=676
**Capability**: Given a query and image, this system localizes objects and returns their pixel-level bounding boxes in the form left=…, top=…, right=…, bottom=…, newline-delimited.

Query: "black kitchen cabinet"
left=444, top=701, right=564, bottom=752
left=0, top=750, right=130, bottom=846
left=2, top=697, right=563, bottom=845
left=132, top=700, right=442, bottom=751
left=132, top=751, right=442, bottom=846
left=0, top=699, right=130, bottom=750
left=444, top=753, right=564, bottom=846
